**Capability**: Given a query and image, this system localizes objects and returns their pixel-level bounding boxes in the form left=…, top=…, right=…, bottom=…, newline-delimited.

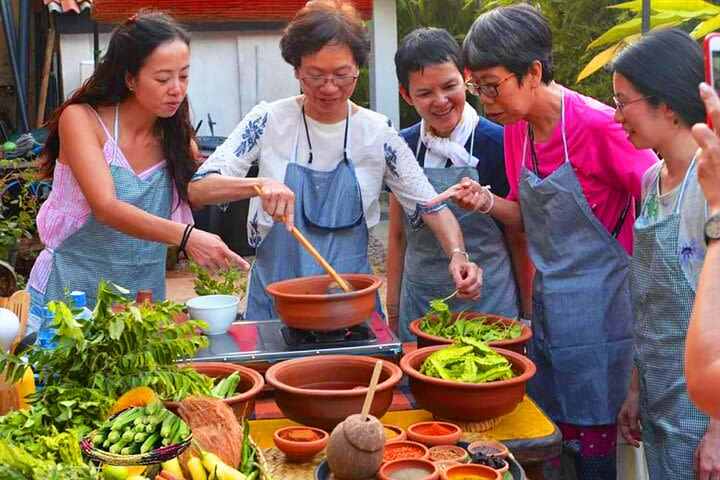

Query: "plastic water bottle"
left=70, top=291, right=93, bottom=320
left=36, top=307, right=57, bottom=349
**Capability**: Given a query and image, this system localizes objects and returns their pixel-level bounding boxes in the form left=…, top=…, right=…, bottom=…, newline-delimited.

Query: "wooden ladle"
left=253, top=185, right=352, bottom=293
left=361, top=360, right=384, bottom=421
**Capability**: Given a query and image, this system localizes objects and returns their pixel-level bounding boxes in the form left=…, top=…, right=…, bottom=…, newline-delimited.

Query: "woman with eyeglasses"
left=609, top=29, right=718, bottom=480
left=430, top=4, right=657, bottom=478
left=189, top=0, right=482, bottom=320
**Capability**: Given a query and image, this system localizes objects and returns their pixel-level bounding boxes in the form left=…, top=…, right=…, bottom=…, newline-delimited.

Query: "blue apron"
left=398, top=131, right=519, bottom=341
left=245, top=101, right=380, bottom=320
left=519, top=90, right=634, bottom=425
left=43, top=104, right=171, bottom=307
left=631, top=158, right=709, bottom=479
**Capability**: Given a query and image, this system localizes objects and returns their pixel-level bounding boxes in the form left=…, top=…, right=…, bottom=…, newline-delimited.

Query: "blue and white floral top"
left=194, top=97, right=444, bottom=247
left=637, top=161, right=708, bottom=290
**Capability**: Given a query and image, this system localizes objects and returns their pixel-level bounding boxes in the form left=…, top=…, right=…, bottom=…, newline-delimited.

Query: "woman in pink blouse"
left=26, top=11, right=250, bottom=331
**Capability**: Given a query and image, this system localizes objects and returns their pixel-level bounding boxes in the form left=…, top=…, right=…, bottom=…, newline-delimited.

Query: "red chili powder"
left=383, top=445, right=426, bottom=462
left=415, top=423, right=455, bottom=436
left=279, top=428, right=323, bottom=442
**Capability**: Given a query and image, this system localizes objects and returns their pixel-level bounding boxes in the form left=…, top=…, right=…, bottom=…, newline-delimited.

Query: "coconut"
left=326, top=413, right=385, bottom=480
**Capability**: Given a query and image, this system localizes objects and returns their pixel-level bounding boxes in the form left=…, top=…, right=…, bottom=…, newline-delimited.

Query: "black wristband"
left=178, top=224, right=194, bottom=259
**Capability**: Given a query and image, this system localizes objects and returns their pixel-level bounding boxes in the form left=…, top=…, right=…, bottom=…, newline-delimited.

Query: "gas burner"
left=281, top=321, right=377, bottom=349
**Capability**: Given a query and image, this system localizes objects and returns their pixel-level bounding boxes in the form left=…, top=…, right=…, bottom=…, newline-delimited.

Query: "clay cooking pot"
left=266, top=274, right=382, bottom=331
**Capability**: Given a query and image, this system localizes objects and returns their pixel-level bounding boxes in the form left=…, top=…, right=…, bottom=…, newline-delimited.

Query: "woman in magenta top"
left=434, top=4, right=657, bottom=478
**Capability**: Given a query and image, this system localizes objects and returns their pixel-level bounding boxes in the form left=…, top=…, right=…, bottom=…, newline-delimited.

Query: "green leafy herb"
left=189, top=261, right=247, bottom=297
left=419, top=337, right=515, bottom=383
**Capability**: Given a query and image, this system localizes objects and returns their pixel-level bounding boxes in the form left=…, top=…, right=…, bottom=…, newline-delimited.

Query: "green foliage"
left=419, top=337, right=515, bottom=383
left=0, top=161, right=40, bottom=262
left=189, top=260, right=247, bottom=297
left=0, top=281, right=211, bottom=437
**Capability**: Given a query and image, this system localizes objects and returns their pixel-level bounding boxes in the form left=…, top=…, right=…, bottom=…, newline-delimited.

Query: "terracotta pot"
left=400, top=346, right=537, bottom=421
left=383, top=440, right=430, bottom=463
left=434, top=460, right=462, bottom=472
left=408, top=421, right=462, bottom=447
left=467, top=440, right=509, bottom=459
left=383, top=424, right=407, bottom=444
left=273, top=426, right=329, bottom=462
left=442, top=463, right=502, bottom=480
left=408, top=313, right=532, bottom=354
left=265, top=355, right=402, bottom=430
left=379, top=458, right=439, bottom=480
left=164, top=362, right=265, bottom=420
left=428, top=445, right=469, bottom=464
left=266, top=274, right=382, bottom=331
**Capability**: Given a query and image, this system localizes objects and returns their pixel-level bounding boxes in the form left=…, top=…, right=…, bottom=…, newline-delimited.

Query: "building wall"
left=58, top=29, right=298, bottom=137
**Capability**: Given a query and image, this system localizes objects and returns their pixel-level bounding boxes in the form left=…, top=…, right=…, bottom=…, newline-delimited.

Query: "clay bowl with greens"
left=400, top=342, right=536, bottom=421
left=409, top=313, right=531, bottom=354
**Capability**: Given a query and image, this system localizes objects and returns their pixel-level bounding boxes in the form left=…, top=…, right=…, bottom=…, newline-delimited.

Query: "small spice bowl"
left=467, top=439, right=509, bottom=459
left=408, top=421, right=462, bottom=447
left=383, top=440, right=430, bottom=464
left=434, top=460, right=463, bottom=472
left=383, top=424, right=407, bottom=444
left=428, top=445, right=470, bottom=464
left=379, top=458, right=439, bottom=480
left=442, top=463, right=502, bottom=480
left=273, top=426, right=329, bottom=462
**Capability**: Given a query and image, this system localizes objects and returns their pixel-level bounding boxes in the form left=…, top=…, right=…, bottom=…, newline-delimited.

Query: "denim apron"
left=519, top=90, right=634, bottom=425
left=632, top=158, right=709, bottom=479
left=245, top=101, right=379, bottom=320
left=397, top=133, right=519, bottom=341
left=43, top=104, right=171, bottom=308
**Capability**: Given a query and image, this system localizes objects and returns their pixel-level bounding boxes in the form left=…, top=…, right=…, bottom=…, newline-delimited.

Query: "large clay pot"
left=400, top=346, right=536, bottom=421
left=265, top=355, right=402, bottom=430
left=408, top=313, right=532, bottom=354
left=266, top=274, right=382, bottom=331
left=164, top=362, right=264, bottom=420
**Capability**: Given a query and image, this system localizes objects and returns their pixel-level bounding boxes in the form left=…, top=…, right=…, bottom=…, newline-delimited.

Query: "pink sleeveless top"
left=28, top=106, right=194, bottom=294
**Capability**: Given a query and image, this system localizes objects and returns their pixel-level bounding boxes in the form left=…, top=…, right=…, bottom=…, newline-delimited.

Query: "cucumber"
left=120, top=443, right=140, bottom=456
left=122, top=430, right=135, bottom=441
left=92, top=432, right=106, bottom=446
left=109, top=408, right=143, bottom=431
left=161, top=415, right=179, bottom=439
left=145, top=424, right=155, bottom=434
left=170, top=420, right=190, bottom=444
left=133, top=432, right=148, bottom=443
left=108, top=437, right=130, bottom=454
left=149, top=409, right=169, bottom=426
left=108, top=431, right=121, bottom=443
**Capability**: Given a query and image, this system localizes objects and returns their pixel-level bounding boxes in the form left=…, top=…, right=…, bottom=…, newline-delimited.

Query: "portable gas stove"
left=192, top=313, right=402, bottom=367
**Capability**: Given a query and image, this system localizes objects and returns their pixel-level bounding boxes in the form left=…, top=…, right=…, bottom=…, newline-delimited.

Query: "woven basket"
left=80, top=430, right=192, bottom=466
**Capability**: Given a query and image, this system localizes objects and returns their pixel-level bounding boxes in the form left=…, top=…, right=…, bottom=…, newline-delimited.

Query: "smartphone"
left=704, top=33, right=720, bottom=128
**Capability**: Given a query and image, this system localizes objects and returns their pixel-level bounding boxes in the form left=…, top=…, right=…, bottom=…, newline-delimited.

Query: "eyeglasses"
left=613, top=95, right=651, bottom=114
left=465, top=73, right=515, bottom=98
left=299, top=73, right=359, bottom=88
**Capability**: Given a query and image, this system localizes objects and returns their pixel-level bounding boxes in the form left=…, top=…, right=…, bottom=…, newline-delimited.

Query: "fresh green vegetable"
left=419, top=337, right=516, bottom=383
left=240, top=419, right=253, bottom=475
left=189, top=260, right=247, bottom=297
left=140, top=432, right=162, bottom=454
left=211, top=371, right=241, bottom=398
left=418, top=295, right=522, bottom=343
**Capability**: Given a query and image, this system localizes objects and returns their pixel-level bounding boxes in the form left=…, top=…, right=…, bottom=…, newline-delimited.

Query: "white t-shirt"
left=195, top=97, right=443, bottom=246
left=637, top=160, right=709, bottom=290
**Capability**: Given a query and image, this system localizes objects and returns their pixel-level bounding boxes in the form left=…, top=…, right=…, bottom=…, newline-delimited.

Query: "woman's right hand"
left=618, top=387, right=642, bottom=447
left=258, top=178, right=295, bottom=230
left=184, top=228, right=250, bottom=271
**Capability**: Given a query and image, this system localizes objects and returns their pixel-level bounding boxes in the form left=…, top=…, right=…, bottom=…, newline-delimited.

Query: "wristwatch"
left=705, top=212, right=720, bottom=244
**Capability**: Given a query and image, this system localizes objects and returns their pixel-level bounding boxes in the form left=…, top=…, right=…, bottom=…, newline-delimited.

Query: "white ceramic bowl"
left=186, top=294, right=239, bottom=335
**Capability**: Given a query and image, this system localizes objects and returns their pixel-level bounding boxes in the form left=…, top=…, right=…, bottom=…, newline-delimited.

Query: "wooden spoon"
left=253, top=185, right=352, bottom=293
left=360, top=360, right=384, bottom=421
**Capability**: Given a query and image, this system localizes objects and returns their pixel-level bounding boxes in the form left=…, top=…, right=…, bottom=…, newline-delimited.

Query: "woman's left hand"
left=694, top=420, right=720, bottom=480
left=448, top=255, right=483, bottom=300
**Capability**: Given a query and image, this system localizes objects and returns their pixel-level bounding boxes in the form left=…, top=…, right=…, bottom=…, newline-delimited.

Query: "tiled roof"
left=43, top=0, right=93, bottom=14
left=92, top=0, right=374, bottom=23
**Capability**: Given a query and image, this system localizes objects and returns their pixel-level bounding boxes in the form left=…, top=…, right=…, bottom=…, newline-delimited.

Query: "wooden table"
left=248, top=395, right=562, bottom=479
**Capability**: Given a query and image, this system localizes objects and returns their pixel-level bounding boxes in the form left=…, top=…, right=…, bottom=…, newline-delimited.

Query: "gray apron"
left=398, top=131, right=519, bottom=341
left=245, top=101, right=380, bottom=320
left=44, top=104, right=171, bottom=307
left=519, top=90, right=634, bottom=425
left=632, top=158, right=709, bottom=479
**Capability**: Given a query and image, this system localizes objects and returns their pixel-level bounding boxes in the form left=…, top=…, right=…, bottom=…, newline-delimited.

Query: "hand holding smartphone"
left=703, top=33, right=720, bottom=128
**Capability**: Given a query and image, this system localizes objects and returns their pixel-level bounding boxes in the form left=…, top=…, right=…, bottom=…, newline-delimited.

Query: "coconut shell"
left=176, top=397, right=243, bottom=469
left=326, top=414, right=385, bottom=480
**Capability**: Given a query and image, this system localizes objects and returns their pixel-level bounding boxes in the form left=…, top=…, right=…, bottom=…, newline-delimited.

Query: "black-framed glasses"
left=299, top=73, right=359, bottom=88
left=613, top=95, right=651, bottom=114
left=465, top=73, right=515, bottom=98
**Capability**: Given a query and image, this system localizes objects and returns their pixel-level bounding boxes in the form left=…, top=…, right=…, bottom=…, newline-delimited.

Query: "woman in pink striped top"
left=26, top=11, right=249, bottom=332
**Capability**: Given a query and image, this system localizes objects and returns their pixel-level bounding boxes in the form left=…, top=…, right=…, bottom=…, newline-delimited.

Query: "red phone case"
left=703, top=33, right=720, bottom=128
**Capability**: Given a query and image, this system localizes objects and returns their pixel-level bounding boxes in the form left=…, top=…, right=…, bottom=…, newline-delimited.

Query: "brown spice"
left=279, top=428, right=323, bottom=442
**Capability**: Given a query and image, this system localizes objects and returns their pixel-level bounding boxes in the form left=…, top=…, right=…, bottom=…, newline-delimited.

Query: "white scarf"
left=419, top=103, right=479, bottom=168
